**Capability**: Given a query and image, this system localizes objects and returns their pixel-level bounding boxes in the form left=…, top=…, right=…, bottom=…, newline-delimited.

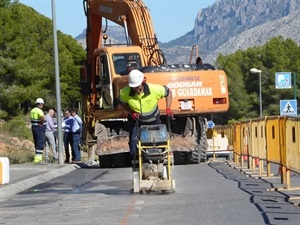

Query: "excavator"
left=80, top=0, right=229, bottom=168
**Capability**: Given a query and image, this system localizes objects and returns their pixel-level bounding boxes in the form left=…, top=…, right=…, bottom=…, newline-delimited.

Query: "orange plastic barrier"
left=230, top=116, right=300, bottom=189
left=249, top=118, right=266, bottom=160
left=232, top=123, right=241, bottom=164
left=265, top=116, right=282, bottom=164
left=240, top=121, right=250, bottom=167
left=214, top=125, right=234, bottom=146
left=284, top=117, right=300, bottom=174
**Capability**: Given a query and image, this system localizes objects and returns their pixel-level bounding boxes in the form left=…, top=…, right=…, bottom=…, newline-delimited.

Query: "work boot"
left=34, top=154, right=43, bottom=164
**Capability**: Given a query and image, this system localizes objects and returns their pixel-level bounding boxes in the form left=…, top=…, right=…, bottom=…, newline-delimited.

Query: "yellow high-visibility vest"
left=30, top=107, right=45, bottom=126
left=119, top=83, right=167, bottom=122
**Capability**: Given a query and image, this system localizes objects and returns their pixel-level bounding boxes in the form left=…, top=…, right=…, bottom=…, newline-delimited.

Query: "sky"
left=20, top=0, right=216, bottom=43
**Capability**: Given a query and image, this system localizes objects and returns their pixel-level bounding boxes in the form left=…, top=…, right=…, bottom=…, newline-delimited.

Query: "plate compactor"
left=132, top=124, right=176, bottom=193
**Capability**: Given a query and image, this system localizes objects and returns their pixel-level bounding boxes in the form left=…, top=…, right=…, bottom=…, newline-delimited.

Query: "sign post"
left=293, top=72, right=297, bottom=100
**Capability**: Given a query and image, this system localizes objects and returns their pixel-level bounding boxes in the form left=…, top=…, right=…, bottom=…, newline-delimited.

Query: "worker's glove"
left=166, top=108, right=174, bottom=118
left=131, top=112, right=140, bottom=120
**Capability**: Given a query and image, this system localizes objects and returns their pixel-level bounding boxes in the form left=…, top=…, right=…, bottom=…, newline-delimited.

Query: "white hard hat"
left=128, top=70, right=144, bottom=87
left=36, top=98, right=44, bottom=104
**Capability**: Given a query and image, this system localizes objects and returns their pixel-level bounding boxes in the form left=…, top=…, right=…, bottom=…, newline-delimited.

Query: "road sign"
left=275, top=72, right=291, bottom=89
left=207, top=120, right=215, bottom=129
left=280, top=99, right=297, bottom=116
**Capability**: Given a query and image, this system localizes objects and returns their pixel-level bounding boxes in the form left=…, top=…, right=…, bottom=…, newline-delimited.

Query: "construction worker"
left=30, top=98, right=46, bottom=163
left=119, top=69, right=174, bottom=167
left=119, top=60, right=138, bottom=75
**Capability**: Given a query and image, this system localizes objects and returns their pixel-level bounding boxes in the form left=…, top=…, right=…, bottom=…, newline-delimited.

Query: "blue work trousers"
left=72, top=133, right=81, bottom=161
left=32, top=126, right=46, bottom=154
left=129, top=126, right=139, bottom=157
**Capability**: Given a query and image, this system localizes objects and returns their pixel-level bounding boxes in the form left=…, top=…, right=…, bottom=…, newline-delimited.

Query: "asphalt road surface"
left=0, top=161, right=299, bottom=225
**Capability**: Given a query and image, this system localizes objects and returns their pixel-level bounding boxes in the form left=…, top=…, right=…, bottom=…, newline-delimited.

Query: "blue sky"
left=20, top=0, right=216, bottom=43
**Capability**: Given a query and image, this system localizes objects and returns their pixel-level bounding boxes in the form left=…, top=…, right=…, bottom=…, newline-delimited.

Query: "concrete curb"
left=0, top=164, right=78, bottom=202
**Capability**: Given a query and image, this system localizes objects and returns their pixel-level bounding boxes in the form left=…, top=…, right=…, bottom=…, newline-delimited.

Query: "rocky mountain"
left=76, top=0, right=300, bottom=65
left=206, top=9, right=300, bottom=61
left=76, top=26, right=126, bottom=47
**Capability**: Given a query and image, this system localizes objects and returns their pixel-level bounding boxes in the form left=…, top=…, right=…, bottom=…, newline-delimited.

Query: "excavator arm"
left=83, top=0, right=164, bottom=67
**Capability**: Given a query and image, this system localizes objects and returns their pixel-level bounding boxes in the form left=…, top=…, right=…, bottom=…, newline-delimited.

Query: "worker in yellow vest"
left=30, top=98, right=46, bottom=163
left=119, top=70, right=173, bottom=167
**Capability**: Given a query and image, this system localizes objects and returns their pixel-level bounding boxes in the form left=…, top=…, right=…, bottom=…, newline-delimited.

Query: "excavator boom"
left=84, top=0, right=162, bottom=66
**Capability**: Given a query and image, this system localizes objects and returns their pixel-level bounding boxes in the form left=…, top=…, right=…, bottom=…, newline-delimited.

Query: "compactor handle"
left=167, top=116, right=172, bottom=138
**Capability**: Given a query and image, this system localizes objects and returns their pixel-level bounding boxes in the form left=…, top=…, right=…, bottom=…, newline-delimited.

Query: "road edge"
left=0, top=164, right=79, bottom=202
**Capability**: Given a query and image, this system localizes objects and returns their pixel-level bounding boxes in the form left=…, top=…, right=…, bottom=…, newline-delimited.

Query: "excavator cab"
left=93, top=49, right=144, bottom=110
left=113, top=53, right=142, bottom=75
left=93, top=53, right=113, bottom=110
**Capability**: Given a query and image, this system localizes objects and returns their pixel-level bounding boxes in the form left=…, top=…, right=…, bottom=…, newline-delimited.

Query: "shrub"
left=0, top=116, right=32, bottom=140
left=0, top=146, right=34, bottom=164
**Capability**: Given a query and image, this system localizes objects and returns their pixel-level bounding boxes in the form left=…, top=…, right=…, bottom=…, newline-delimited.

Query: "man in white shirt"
left=71, top=109, right=83, bottom=163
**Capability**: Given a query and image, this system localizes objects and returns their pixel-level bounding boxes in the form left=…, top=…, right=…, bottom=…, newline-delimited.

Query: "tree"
left=216, top=36, right=300, bottom=122
left=0, top=2, right=85, bottom=119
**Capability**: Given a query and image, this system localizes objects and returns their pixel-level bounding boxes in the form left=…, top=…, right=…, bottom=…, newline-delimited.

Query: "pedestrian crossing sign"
left=280, top=99, right=297, bottom=116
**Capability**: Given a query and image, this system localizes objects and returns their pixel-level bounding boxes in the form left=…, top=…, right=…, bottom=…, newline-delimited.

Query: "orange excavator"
left=80, top=0, right=229, bottom=167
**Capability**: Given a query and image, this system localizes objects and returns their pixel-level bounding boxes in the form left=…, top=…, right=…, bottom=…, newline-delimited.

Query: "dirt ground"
left=0, top=134, right=34, bottom=154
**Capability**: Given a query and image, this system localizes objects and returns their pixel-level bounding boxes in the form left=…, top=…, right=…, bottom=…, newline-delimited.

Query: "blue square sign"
left=280, top=99, right=297, bottom=116
left=275, top=72, right=291, bottom=89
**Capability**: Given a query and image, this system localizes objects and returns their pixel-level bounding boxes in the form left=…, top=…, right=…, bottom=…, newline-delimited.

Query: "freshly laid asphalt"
left=0, top=162, right=79, bottom=201
left=1, top=160, right=299, bottom=206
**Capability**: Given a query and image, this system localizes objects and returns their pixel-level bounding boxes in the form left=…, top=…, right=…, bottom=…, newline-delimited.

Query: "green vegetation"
left=0, top=1, right=86, bottom=163
left=0, top=117, right=34, bottom=163
left=0, top=1, right=85, bottom=120
left=0, top=116, right=32, bottom=140
left=0, top=147, right=34, bottom=164
left=214, top=36, right=300, bottom=124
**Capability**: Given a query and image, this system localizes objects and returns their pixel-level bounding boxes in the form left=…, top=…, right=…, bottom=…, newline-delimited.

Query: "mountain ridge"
left=206, top=9, right=300, bottom=61
left=76, top=0, right=300, bottom=65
